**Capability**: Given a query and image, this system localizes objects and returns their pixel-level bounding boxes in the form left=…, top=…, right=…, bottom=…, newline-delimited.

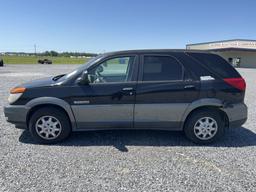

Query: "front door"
left=71, top=55, right=138, bottom=130
left=134, top=54, right=200, bottom=130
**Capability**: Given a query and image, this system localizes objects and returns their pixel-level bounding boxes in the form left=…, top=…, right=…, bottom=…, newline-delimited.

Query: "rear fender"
left=181, top=98, right=224, bottom=128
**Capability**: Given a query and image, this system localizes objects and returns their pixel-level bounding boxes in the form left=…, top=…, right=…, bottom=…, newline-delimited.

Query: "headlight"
left=8, top=93, right=23, bottom=104
left=8, top=87, right=26, bottom=104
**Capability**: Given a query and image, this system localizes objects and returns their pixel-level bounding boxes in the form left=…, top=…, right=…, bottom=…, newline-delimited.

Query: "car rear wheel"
left=29, top=107, right=71, bottom=144
left=184, top=109, right=225, bottom=144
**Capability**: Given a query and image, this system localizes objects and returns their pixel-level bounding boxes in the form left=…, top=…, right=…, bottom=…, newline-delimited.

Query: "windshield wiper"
left=52, top=74, right=65, bottom=81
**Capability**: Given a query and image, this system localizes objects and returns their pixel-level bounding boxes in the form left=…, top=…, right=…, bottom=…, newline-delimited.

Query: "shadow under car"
left=19, top=126, right=256, bottom=152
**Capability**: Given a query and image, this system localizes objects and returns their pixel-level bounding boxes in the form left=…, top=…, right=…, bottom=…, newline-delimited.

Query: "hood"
left=19, top=76, right=58, bottom=89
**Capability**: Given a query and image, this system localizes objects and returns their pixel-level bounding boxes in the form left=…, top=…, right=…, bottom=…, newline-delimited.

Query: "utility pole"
left=34, top=44, right=37, bottom=56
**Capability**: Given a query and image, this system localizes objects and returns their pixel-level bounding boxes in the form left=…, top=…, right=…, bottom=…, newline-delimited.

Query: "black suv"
left=0, top=58, right=3, bottom=66
left=4, top=50, right=247, bottom=144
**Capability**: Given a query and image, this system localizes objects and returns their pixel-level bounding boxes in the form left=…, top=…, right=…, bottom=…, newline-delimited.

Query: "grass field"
left=1, top=55, right=90, bottom=64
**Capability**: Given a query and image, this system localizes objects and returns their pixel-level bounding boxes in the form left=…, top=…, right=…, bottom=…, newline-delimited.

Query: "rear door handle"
left=184, top=85, right=195, bottom=89
left=121, top=87, right=134, bottom=96
left=122, top=87, right=134, bottom=91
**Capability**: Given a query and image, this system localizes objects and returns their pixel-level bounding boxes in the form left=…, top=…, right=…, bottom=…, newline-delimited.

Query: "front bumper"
left=4, top=105, right=30, bottom=129
left=221, top=103, right=248, bottom=128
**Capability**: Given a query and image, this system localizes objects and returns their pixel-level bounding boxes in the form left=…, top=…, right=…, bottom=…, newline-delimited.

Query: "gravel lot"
left=0, top=64, right=256, bottom=192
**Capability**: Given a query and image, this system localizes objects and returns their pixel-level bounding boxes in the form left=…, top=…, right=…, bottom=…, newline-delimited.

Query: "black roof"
left=103, top=49, right=211, bottom=56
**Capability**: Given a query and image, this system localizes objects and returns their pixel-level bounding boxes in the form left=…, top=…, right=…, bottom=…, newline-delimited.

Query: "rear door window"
left=142, top=56, right=183, bottom=81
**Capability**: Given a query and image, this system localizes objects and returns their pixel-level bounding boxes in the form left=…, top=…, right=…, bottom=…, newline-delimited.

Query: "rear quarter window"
left=188, top=53, right=241, bottom=78
left=171, top=53, right=212, bottom=79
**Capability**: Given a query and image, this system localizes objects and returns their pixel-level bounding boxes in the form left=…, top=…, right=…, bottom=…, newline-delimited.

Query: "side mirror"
left=77, top=71, right=90, bottom=85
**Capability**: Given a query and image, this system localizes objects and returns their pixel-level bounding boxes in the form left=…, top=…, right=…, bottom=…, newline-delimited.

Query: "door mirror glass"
left=77, top=70, right=90, bottom=85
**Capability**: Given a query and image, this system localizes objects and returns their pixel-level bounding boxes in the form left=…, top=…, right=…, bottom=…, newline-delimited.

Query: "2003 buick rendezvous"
left=4, top=50, right=247, bottom=144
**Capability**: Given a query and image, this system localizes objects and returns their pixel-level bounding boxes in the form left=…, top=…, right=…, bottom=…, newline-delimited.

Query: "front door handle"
left=184, top=85, right=195, bottom=89
left=121, top=87, right=134, bottom=96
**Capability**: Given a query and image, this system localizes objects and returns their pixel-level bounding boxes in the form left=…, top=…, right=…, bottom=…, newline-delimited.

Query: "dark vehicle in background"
left=0, top=58, right=4, bottom=66
left=38, top=59, right=52, bottom=64
left=4, top=50, right=247, bottom=144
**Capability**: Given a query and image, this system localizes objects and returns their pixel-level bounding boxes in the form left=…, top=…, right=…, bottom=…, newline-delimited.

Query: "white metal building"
left=186, top=39, right=256, bottom=68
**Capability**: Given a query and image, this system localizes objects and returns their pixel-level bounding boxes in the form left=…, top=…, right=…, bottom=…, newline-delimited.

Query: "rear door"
left=134, top=54, right=200, bottom=130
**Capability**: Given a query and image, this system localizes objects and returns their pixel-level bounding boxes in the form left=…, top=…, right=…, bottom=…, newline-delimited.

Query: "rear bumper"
left=229, top=118, right=247, bottom=128
left=221, top=103, right=247, bottom=128
left=4, top=105, right=29, bottom=129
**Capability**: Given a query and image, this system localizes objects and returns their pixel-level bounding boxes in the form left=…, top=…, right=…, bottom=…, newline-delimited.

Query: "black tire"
left=184, top=109, right=225, bottom=144
left=29, top=107, right=71, bottom=144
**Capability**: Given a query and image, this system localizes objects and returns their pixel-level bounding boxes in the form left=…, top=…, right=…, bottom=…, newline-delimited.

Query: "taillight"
left=223, top=78, right=246, bottom=91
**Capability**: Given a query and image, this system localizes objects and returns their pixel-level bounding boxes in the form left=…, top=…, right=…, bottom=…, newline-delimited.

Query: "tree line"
left=40, top=51, right=97, bottom=57
left=3, top=51, right=98, bottom=57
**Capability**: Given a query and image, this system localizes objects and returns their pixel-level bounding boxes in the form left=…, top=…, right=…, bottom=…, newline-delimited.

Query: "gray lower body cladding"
left=133, top=103, right=188, bottom=130
left=221, top=103, right=247, bottom=128
left=4, top=105, right=29, bottom=129
left=71, top=103, right=187, bottom=130
left=4, top=102, right=247, bottom=131
left=71, top=104, right=134, bottom=129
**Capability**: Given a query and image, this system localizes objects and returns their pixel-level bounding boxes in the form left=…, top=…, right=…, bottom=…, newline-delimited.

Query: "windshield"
left=55, top=55, right=104, bottom=82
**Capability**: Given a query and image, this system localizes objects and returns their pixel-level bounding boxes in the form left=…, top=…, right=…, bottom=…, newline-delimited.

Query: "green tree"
left=50, top=50, right=58, bottom=57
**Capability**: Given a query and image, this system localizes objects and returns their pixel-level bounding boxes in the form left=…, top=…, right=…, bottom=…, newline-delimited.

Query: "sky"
left=0, top=0, right=256, bottom=53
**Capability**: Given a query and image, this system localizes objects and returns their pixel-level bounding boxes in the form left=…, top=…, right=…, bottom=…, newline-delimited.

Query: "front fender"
left=26, top=97, right=77, bottom=130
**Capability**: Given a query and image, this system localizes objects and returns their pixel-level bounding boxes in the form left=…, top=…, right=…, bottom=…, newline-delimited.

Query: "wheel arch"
left=181, top=99, right=229, bottom=129
left=25, top=97, right=77, bottom=130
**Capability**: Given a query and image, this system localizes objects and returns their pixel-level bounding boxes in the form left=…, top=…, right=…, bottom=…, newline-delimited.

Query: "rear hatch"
left=187, top=52, right=246, bottom=103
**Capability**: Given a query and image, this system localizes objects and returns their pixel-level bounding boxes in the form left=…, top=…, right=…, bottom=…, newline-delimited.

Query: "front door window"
left=88, top=56, right=135, bottom=83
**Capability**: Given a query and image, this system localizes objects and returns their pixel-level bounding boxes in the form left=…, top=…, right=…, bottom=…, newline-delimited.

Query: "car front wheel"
left=29, top=107, right=71, bottom=144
